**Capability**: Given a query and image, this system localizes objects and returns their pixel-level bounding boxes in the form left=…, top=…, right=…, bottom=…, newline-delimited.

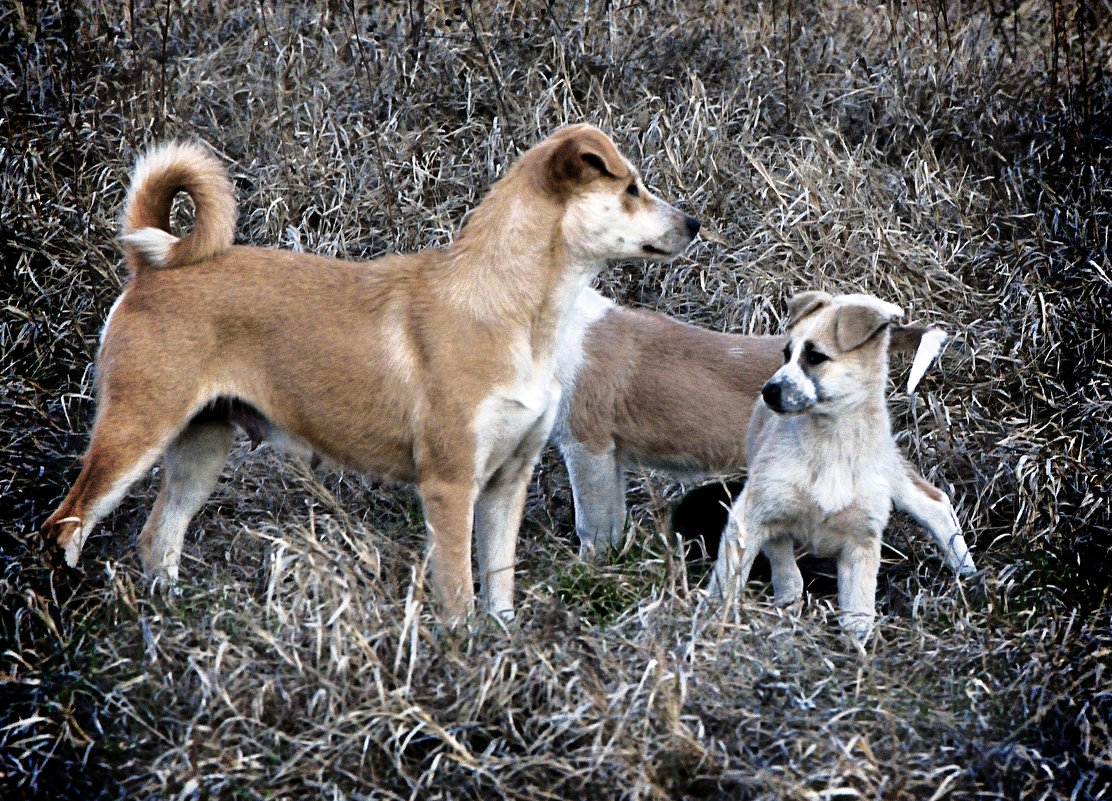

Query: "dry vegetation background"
left=2, top=0, right=1111, bottom=798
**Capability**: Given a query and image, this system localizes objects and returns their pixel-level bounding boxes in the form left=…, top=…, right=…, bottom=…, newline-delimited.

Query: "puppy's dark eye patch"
left=782, top=344, right=792, bottom=363
left=626, top=182, right=640, bottom=198
left=803, top=343, right=829, bottom=366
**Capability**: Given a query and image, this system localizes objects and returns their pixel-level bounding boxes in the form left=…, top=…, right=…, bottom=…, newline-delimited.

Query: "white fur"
left=471, top=342, right=561, bottom=617
left=552, top=288, right=614, bottom=437
left=906, top=327, right=947, bottom=394
left=68, top=442, right=168, bottom=568
left=706, top=293, right=972, bottom=643
left=139, top=422, right=234, bottom=584
left=119, top=228, right=179, bottom=268
left=563, top=191, right=693, bottom=263
left=100, top=292, right=126, bottom=348
left=554, top=291, right=974, bottom=577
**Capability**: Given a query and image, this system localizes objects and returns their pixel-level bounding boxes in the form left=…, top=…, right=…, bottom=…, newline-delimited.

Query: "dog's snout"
left=684, top=215, right=700, bottom=238
left=762, top=381, right=783, bottom=412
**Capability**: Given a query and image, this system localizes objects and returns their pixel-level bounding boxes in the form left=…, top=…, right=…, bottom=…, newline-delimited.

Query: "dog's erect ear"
left=546, top=125, right=628, bottom=192
left=834, top=297, right=904, bottom=352
left=785, top=291, right=832, bottom=330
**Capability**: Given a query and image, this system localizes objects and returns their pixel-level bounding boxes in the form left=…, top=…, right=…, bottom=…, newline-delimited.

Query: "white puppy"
left=709, top=291, right=975, bottom=642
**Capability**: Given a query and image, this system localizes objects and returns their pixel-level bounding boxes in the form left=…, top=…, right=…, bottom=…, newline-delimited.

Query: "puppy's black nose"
left=684, top=215, right=700, bottom=238
left=762, top=381, right=783, bottom=412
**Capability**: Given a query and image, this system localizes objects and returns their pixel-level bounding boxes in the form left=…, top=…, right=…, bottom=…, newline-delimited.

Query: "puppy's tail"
left=119, top=142, right=236, bottom=275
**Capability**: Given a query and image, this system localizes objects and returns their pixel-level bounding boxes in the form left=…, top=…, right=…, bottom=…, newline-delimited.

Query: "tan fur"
left=42, top=125, right=698, bottom=624
left=566, top=305, right=784, bottom=472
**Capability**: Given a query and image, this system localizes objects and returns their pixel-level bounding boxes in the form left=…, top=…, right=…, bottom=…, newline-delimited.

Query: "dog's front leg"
left=836, top=537, right=882, bottom=643
left=475, top=457, right=540, bottom=621
left=709, top=489, right=764, bottom=604
left=561, top=441, right=626, bottom=559
left=418, top=476, right=479, bottom=626
left=763, top=536, right=804, bottom=607
left=892, top=465, right=976, bottom=577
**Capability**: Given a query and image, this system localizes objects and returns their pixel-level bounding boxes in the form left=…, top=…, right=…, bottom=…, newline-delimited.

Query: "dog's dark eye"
left=626, top=182, right=640, bottom=198
left=782, top=344, right=792, bottom=363
left=804, top=348, right=829, bottom=367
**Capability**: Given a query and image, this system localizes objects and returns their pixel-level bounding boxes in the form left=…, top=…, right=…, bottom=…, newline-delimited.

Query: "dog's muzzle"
left=683, top=215, right=700, bottom=239
left=762, top=374, right=816, bottom=414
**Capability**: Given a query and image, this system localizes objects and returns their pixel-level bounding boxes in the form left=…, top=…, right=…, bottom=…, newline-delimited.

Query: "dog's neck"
left=442, top=194, right=603, bottom=363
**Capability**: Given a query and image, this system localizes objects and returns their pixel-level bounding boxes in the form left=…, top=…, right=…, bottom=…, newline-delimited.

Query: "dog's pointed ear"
left=834, top=297, right=904, bottom=352
left=785, top=291, right=832, bottom=330
left=546, top=125, right=628, bottom=192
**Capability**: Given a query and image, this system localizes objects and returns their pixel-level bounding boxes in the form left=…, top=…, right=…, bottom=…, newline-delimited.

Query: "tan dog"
left=708, top=292, right=975, bottom=642
left=553, top=289, right=975, bottom=585
left=42, top=125, right=699, bottom=624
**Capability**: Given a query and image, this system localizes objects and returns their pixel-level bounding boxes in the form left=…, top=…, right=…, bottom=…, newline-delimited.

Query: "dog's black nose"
left=684, top=215, right=700, bottom=238
left=762, top=381, right=783, bottom=412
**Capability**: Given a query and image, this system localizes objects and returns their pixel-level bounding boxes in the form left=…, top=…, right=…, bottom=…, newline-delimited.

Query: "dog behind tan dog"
left=709, top=292, right=975, bottom=642
left=42, top=125, right=699, bottom=624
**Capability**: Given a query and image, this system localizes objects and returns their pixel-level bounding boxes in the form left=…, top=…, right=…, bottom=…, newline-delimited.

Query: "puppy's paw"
left=839, top=612, right=875, bottom=646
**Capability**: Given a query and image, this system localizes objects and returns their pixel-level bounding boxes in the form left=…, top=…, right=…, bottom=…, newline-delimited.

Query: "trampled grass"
left=2, top=1, right=1110, bottom=798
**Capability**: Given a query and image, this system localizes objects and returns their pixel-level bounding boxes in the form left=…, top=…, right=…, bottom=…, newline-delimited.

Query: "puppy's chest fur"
left=748, top=410, right=896, bottom=550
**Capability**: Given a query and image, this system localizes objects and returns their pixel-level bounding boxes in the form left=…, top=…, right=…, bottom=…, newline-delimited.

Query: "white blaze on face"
left=765, top=316, right=822, bottom=412
left=561, top=188, right=690, bottom=263
left=768, top=353, right=818, bottom=411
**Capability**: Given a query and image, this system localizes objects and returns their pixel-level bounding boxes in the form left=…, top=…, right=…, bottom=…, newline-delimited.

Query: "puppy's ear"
left=785, top=291, right=832, bottom=330
left=834, top=299, right=904, bottom=352
left=546, top=126, right=628, bottom=192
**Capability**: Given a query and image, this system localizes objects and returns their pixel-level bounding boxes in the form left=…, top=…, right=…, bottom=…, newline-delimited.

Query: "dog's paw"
left=839, top=612, right=875, bottom=646
left=41, top=515, right=86, bottom=568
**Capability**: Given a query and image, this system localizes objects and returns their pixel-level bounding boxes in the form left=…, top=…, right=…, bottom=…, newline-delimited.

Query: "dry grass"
left=2, top=1, right=1111, bottom=798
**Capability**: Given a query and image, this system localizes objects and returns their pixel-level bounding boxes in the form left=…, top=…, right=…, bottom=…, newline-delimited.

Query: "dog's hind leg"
left=893, top=464, right=976, bottom=576
left=138, top=421, right=234, bottom=586
left=562, top=441, right=626, bottom=559
left=42, top=401, right=189, bottom=568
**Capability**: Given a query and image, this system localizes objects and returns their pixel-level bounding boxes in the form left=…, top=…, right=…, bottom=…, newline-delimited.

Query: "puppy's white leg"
left=764, top=536, right=804, bottom=607
left=709, top=490, right=763, bottom=603
left=893, top=465, right=976, bottom=576
left=837, top=537, right=881, bottom=643
left=138, top=421, right=234, bottom=586
left=475, top=458, right=537, bottom=621
left=562, top=441, right=626, bottom=559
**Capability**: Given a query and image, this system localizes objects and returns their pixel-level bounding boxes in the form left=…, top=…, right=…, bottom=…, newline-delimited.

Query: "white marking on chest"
left=554, top=287, right=613, bottom=393
left=474, top=338, right=561, bottom=483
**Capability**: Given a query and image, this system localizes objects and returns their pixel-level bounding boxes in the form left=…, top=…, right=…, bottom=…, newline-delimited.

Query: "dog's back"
left=557, top=289, right=784, bottom=475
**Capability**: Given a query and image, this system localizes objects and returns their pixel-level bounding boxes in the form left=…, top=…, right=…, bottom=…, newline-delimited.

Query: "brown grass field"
left=2, top=1, right=1111, bottom=798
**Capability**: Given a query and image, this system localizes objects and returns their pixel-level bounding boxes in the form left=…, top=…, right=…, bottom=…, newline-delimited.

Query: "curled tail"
left=119, top=142, right=236, bottom=274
